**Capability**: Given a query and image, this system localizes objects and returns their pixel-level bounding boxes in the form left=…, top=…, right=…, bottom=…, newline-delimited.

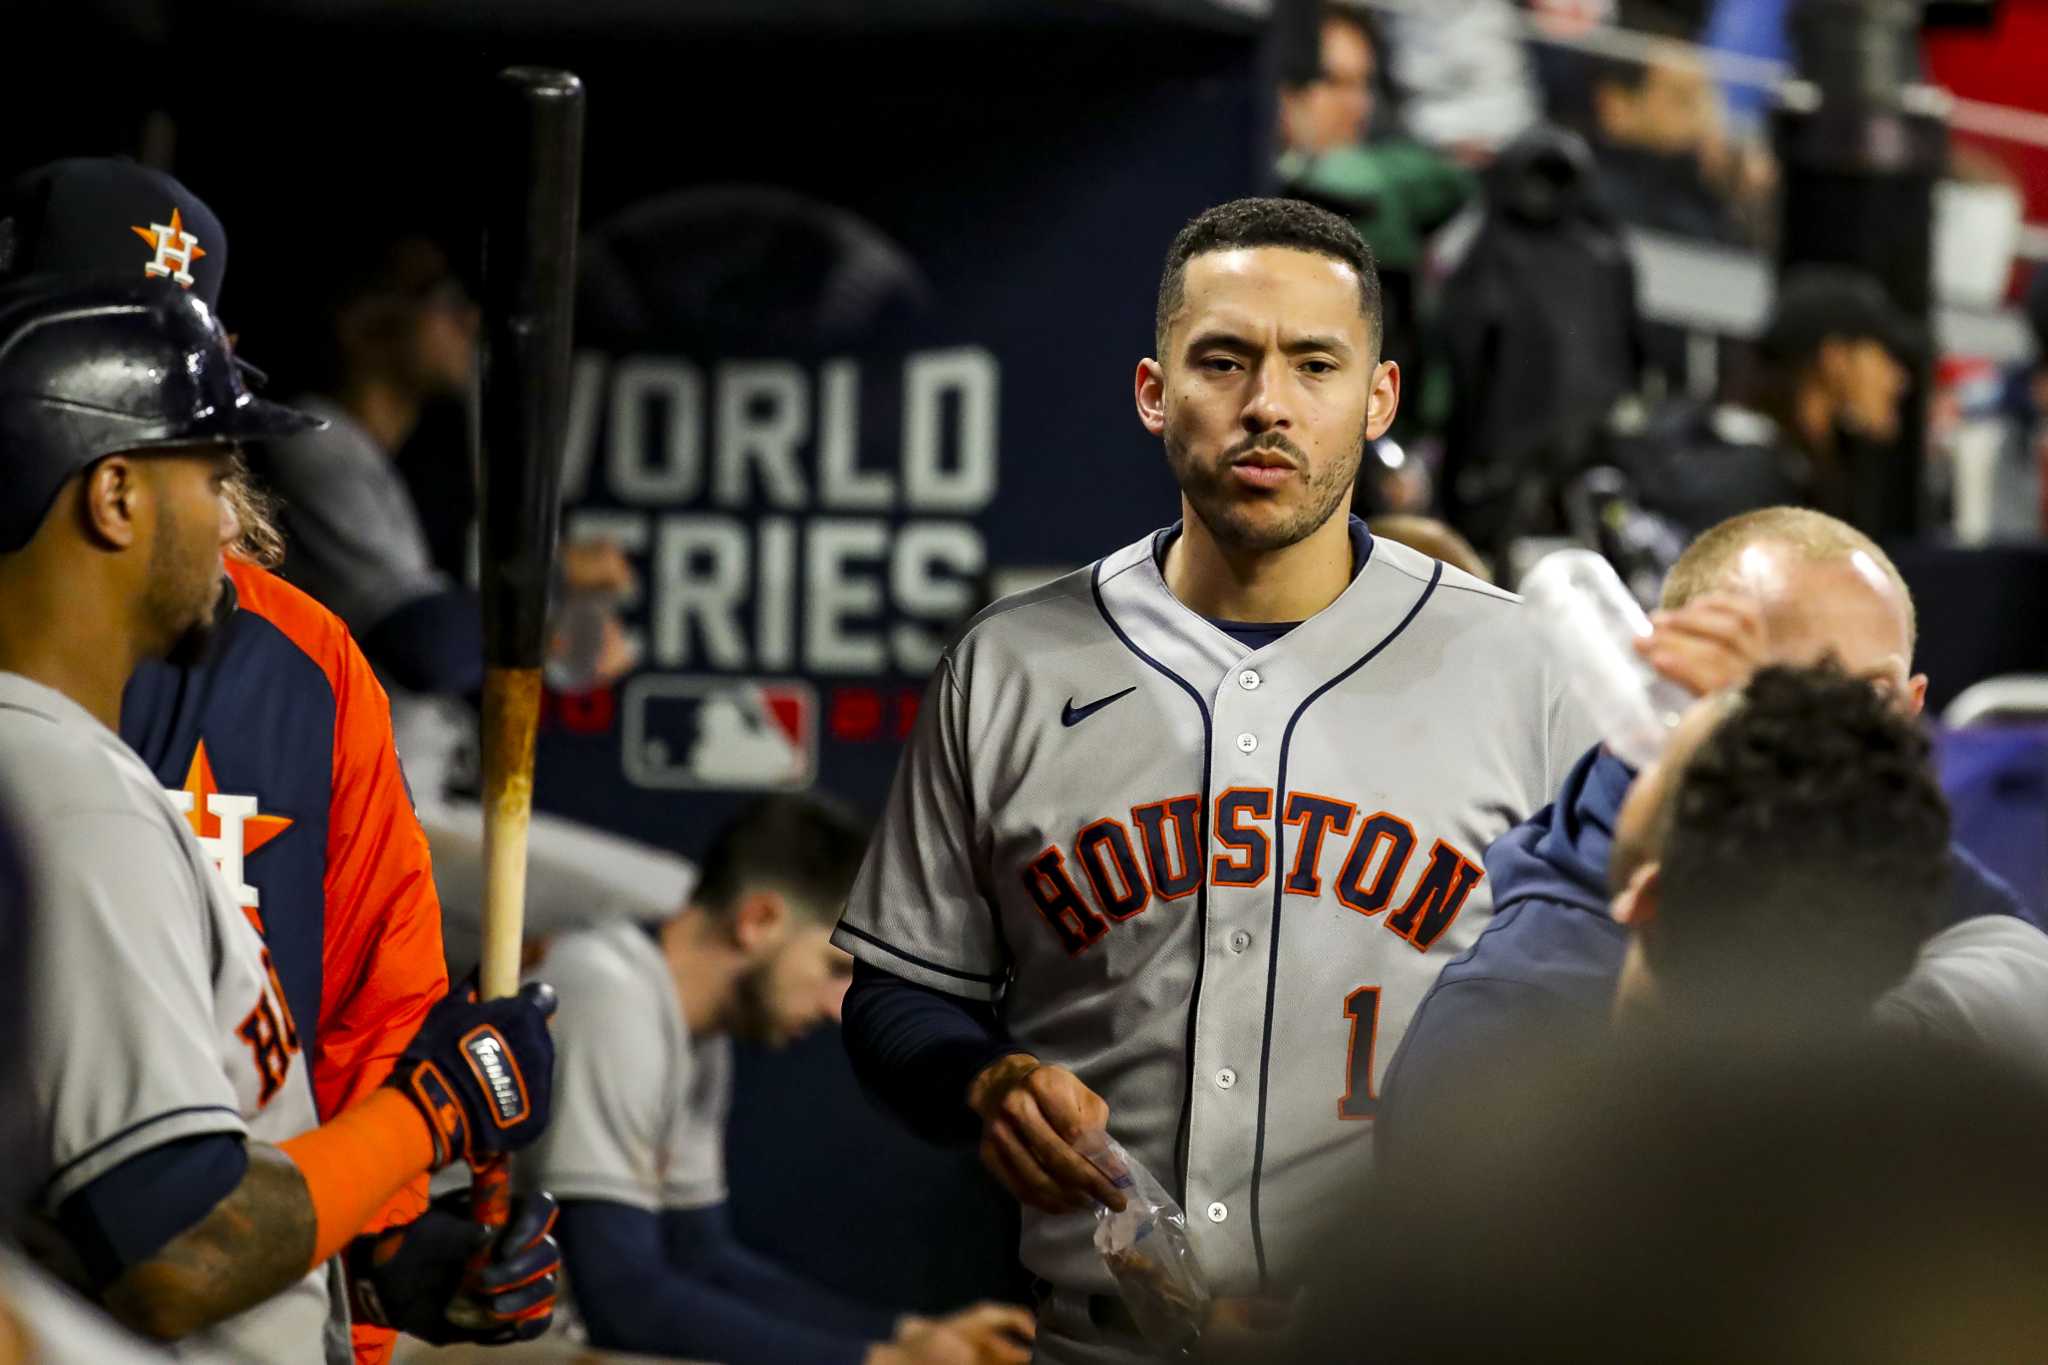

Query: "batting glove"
left=386, top=979, right=557, bottom=1168
left=347, top=1189, right=561, bottom=1345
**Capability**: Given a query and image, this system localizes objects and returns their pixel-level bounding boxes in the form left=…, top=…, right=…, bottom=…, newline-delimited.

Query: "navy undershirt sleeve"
left=360, top=587, right=486, bottom=694
left=557, top=1198, right=875, bottom=1365
left=660, top=1203, right=898, bottom=1339
left=841, top=961, right=1024, bottom=1147
left=56, top=1133, right=249, bottom=1291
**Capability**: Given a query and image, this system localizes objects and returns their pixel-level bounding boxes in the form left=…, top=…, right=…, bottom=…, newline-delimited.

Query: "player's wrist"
left=967, top=1052, right=1041, bottom=1117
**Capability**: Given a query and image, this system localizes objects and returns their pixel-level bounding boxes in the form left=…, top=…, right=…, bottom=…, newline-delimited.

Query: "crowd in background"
left=1284, top=0, right=2048, bottom=584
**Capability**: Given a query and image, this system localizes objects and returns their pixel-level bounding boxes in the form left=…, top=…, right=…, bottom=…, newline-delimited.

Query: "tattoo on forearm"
left=102, top=1144, right=317, bottom=1341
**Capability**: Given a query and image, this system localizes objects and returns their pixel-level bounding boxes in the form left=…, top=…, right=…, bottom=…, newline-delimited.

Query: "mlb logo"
left=622, top=676, right=817, bottom=790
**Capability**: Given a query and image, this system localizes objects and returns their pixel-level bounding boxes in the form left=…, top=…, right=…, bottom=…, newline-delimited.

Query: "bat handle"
left=469, top=1154, right=513, bottom=1272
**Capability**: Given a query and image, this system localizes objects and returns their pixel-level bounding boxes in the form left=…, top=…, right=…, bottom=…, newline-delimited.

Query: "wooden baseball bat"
left=472, top=64, right=585, bottom=1233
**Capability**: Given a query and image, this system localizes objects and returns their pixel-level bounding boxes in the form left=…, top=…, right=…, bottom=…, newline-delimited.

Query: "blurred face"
left=1822, top=338, right=1910, bottom=442
left=137, top=445, right=238, bottom=667
left=1138, top=246, right=1398, bottom=553
left=408, top=283, right=479, bottom=398
left=1722, top=539, right=1925, bottom=715
left=1597, top=45, right=1717, bottom=155
left=1609, top=691, right=1730, bottom=897
left=1281, top=18, right=1375, bottom=155
left=732, top=922, right=856, bottom=1047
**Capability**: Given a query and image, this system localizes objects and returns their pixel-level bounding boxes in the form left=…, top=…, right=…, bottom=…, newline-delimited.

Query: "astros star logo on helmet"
left=130, top=206, right=207, bottom=288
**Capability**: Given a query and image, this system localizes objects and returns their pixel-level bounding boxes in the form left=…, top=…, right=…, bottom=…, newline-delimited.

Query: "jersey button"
left=1235, top=732, right=1257, bottom=754
left=1207, top=1201, right=1229, bottom=1223
left=1216, top=1068, right=1237, bottom=1090
left=1229, top=930, right=1251, bottom=953
left=1237, top=668, right=1261, bottom=691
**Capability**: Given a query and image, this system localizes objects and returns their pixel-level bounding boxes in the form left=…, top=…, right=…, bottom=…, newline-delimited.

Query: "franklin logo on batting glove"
left=388, top=980, right=558, bottom=1168
left=463, top=1029, right=529, bottom=1126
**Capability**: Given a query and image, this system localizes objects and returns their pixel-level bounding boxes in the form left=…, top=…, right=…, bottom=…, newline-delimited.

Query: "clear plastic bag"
left=1075, top=1128, right=1211, bottom=1356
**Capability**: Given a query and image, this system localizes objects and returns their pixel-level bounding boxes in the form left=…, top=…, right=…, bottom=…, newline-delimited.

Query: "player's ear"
left=1903, top=673, right=1929, bottom=719
left=1135, top=358, right=1168, bottom=437
left=1610, top=861, right=1660, bottom=930
left=78, top=455, right=144, bottom=551
left=732, top=889, right=790, bottom=953
left=1365, top=359, right=1400, bottom=441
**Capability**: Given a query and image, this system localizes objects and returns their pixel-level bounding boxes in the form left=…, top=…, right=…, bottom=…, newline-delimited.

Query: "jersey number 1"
left=1339, top=986, right=1380, bottom=1120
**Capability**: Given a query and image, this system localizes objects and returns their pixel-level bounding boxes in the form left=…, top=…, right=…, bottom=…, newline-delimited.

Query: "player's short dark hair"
left=695, top=793, right=872, bottom=926
left=1648, top=663, right=1949, bottom=1021
left=1154, top=197, right=1381, bottom=355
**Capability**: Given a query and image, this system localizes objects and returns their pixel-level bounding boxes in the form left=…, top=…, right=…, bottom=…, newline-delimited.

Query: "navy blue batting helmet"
left=0, top=278, right=321, bottom=551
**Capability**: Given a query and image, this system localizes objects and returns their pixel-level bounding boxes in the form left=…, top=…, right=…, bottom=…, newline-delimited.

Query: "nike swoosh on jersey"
left=1061, top=687, right=1137, bottom=727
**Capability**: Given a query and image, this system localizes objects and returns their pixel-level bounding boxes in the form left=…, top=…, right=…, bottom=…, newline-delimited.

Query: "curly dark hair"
left=1647, top=663, right=1950, bottom=1022
left=695, top=792, right=872, bottom=926
left=1154, top=197, right=1382, bottom=355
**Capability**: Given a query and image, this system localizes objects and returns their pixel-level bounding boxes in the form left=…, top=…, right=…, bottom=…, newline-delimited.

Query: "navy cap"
left=0, top=278, right=321, bottom=551
left=1761, top=266, right=1920, bottom=366
left=0, top=158, right=228, bottom=311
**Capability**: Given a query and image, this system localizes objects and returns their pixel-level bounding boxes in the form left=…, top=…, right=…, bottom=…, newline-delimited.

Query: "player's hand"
left=870, top=1304, right=1036, bottom=1365
left=1634, top=592, right=1768, bottom=698
left=346, top=1189, right=560, bottom=1345
left=967, top=1055, right=1126, bottom=1215
left=558, top=538, right=636, bottom=595
left=386, top=980, right=557, bottom=1169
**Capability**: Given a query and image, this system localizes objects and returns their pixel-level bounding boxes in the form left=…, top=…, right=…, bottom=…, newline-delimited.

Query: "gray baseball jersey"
left=0, top=1245, right=172, bottom=1363
left=835, top=524, right=1596, bottom=1296
left=1877, top=914, right=2048, bottom=1080
left=519, top=919, right=732, bottom=1213
left=0, top=674, right=342, bottom=1364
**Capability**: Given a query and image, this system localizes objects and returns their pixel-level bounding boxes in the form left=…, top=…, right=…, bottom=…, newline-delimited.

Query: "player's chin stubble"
left=1164, top=422, right=1360, bottom=553
left=144, top=509, right=227, bottom=670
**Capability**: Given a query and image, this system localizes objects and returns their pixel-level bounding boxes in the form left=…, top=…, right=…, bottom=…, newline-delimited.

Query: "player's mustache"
left=1223, top=432, right=1307, bottom=467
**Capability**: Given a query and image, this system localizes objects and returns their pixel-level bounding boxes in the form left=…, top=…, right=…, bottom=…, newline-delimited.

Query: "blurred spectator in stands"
left=256, top=238, right=690, bottom=973
left=1701, top=0, right=1793, bottom=135
left=2008, top=267, right=2048, bottom=538
left=1380, top=0, right=1542, bottom=164
left=1558, top=0, right=1776, bottom=246
left=1278, top=5, right=1473, bottom=441
left=1596, top=265, right=1913, bottom=566
left=1436, top=125, right=1642, bottom=560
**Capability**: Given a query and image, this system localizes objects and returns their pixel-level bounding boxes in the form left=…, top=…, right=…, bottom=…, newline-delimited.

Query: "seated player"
left=1377, top=507, right=2048, bottom=1169
left=523, top=794, right=1033, bottom=1365
left=0, top=278, right=558, bottom=1360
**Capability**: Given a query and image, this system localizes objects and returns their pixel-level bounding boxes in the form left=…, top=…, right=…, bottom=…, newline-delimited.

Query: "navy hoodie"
left=1376, top=743, right=2039, bottom=1175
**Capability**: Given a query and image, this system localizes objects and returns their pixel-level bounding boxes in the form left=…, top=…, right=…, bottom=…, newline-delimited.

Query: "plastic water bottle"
left=544, top=591, right=618, bottom=695
left=1519, top=549, right=1696, bottom=769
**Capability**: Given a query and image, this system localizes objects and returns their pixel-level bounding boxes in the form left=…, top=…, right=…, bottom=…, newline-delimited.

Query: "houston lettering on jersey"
left=1021, top=790, right=1484, bottom=957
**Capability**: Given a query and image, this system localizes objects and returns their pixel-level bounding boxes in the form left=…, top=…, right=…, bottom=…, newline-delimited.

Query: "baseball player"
left=522, top=793, right=1034, bottom=1365
left=0, top=156, right=563, bottom=1362
left=836, top=197, right=1596, bottom=1362
left=0, top=278, right=556, bottom=1362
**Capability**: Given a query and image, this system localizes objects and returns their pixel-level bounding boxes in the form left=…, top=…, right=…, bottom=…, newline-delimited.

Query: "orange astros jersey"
left=121, top=561, right=447, bottom=1365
